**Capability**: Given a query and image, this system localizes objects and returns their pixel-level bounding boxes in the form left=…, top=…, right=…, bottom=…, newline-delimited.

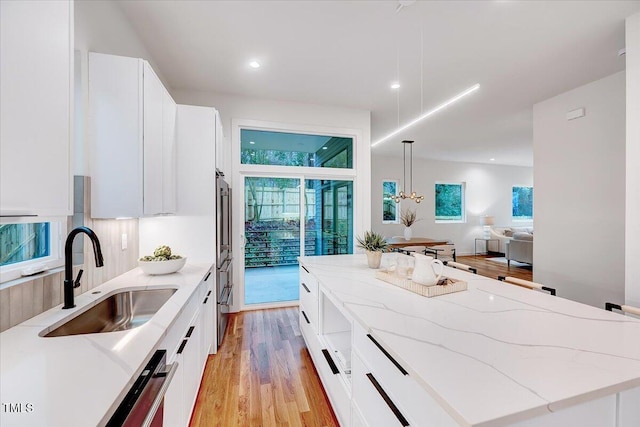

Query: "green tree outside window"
left=435, top=183, right=464, bottom=221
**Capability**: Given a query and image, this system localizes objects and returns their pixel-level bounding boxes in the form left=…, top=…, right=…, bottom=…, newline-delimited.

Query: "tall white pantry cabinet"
left=88, top=52, right=177, bottom=219
left=0, top=0, right=73, bottom=217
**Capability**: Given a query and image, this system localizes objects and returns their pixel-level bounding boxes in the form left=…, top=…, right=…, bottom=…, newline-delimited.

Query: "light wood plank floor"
left=190, top=308, right=339, bottom=427
left=455, top=255, right=533, bottom=282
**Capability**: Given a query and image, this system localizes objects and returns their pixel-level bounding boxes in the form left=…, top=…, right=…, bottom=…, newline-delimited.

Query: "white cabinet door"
left=214, top=110, right=225, bottom=174
left=162, top=88, right=177, bottom=214
left=89, top=53, right=143, bottom=218
left=175, top=105, right=217, bottom=215
left=201, top=268, right=215, bottom=354
left=163, top=350, right=184, bottom=427
left=89, top=54, right=177, bottom=218
left=143, top=62, right=164, bottom=216
left=182, top=309, right=202, bottom=425
left=0, top=0, right=72, bottom=216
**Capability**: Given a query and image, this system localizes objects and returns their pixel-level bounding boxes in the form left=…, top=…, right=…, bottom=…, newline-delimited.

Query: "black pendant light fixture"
left=393, top=140, right=424, bottom=204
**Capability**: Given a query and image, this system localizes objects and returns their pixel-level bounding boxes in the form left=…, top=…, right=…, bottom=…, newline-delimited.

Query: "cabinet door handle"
left=203, top=297, right=208, bottom=304
left=206, top=290, right=212, bottom=297
left=301, top=310, right=310, bottom=324
left=301, top=265, right=309, bottom=273
left=177, top=339, right=188, bottom=355
left=301, top=282, right=311, bottom=293
left=204, top=271, right=212, bottom=282
left=366, top=373, right=410, bottom=426
left=321, top=349, right=339, bottom=375
left=185, top=326, right=195, bottom=338
left=367, top=334, right=408, bottom=376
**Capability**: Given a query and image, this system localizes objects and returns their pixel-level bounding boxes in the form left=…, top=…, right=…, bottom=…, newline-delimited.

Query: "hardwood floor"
left=190, top=308, right=339, bottom=427
left=455, top=254, right=533, bottom=281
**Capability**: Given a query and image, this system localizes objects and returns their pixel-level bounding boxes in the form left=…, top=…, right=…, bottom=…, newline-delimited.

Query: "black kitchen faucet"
left=62, top=227, right=104, bottom=309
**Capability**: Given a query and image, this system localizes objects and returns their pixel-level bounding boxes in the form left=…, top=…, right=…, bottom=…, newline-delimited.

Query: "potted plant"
left=356, top=230, right=388, bottom=269
left=400, top=208, right=421, bottom=241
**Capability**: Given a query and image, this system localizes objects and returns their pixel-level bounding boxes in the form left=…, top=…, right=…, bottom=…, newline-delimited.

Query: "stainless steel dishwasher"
left=106, top=349, right=178, bottom=427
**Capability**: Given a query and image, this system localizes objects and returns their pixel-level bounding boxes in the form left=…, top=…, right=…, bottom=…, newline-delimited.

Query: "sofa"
left=505, top=232, right=533, bottom=266
left=490, top=226, right=534, bottom=255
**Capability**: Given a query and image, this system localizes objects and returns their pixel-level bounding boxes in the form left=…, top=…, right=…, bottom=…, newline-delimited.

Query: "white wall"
left=533, top=71, right=626, bottom=308
left=626, top=12, right=640, bottom=307
left=371, top=154, right=533, bottom=255
left=74, top=0, right=165, bottom=176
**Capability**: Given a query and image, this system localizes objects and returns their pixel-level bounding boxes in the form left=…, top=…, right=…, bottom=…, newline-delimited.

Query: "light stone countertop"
left=0, top=263, right=212, bottom=427
left=299, top=254, right=640, bottom=427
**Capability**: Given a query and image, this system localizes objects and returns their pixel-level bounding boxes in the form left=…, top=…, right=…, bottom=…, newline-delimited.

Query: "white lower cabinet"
left=161, top=269, right=212, bottom=426
left=164, top=349, right=184, bottom=426
left=351, top=403, right=368, bottom=427
left=352, top=351, right=409, bottom=427
left=203, top=267, right=216, bottom=355
left=352, top=322, right=459, bottom=427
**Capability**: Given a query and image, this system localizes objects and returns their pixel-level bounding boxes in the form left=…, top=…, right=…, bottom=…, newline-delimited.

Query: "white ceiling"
left=117, top=0, right=640, bottom=166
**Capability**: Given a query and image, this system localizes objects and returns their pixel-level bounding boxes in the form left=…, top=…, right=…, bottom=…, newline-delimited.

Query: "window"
left=0, top=218, right=65, bottom=283
left=513, top=186, right=533, bottom=220
left=240, top=129, right=353, bottom=169
left=435, top=183, right=465, bottom=222
left=382, top=180, right=399, bottom=223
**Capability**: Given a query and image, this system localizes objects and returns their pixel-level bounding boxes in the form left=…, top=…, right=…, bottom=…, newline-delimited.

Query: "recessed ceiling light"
left=391, top=82, right=400, bottom=89
left=322, top=146, right=328, bottom=150
left=249, top=61, right=260, bottom=68
left=490, top=158, right=495, bottom=161
left=249, top=141, right=255, bottom=145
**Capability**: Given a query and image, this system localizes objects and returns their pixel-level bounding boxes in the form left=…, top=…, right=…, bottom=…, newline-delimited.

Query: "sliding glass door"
left=243, top=177, right=353, bottom=306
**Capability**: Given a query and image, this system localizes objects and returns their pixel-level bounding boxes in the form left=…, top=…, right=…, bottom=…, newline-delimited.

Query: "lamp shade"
left=480, top=216, right=495, bottom=226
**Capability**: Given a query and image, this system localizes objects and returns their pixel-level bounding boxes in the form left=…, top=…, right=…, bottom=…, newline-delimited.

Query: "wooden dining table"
left=385, top=236, right=450, bottom=250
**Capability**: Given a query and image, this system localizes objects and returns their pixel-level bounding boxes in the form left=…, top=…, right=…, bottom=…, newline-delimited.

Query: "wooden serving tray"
left=375, top=270, right=467, bottom=298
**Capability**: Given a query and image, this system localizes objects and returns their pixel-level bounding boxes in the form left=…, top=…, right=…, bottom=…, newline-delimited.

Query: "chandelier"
left=393, top=140, right=424, bottom=203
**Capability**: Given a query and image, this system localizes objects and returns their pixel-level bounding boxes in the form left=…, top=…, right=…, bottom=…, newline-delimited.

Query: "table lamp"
left=480, top=216, right=494, bottom=239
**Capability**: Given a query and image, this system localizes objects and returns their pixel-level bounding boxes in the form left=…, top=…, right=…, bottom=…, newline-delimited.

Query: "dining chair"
left=444, top=261, right=477, bottom=274
left=424, top=244, right=456, bottom=262
left=497, top=276, right=556, bottom=296
left=397, top=245, right=427, bottom=255
left=605, top=302, right=640, bottom=316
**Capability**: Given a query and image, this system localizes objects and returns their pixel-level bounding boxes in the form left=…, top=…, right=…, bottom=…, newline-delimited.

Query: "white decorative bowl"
left=138, top=257, right=187, bottom=275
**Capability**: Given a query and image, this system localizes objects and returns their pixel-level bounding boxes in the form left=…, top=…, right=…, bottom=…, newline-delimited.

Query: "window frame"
left=512, top=185, right=534, bottom=222
left=0, top=216, right=66, bottom=284
left=382, top=179, right=400, bottom=224
left=434, top=182, right=466, bottom=223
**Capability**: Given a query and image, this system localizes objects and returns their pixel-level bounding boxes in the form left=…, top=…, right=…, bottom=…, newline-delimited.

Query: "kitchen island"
left=0, top=263, right=213, bottom=427
left=298, top=254, right=640, bottom=427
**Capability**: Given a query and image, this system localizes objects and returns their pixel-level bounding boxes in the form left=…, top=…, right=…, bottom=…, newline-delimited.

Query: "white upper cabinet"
left=0, top=0, right=73, bottom=217
left=175, top=105, right=219, bottom=215
left=89, top=52, right=176, bottom=218
left=142, top=62, right=165, bottom=216
left=162, top=87, right=177, bottom=214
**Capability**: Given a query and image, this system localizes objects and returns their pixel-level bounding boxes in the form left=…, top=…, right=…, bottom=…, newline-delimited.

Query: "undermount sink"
left=42, top=288, right=178, bottom=337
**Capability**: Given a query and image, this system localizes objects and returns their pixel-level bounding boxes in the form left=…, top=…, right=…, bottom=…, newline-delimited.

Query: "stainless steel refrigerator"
left=216, top=169, right=232, bottom=347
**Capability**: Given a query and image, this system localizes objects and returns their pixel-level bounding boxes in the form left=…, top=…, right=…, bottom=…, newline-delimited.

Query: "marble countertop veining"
left=0, top=263, right=212, bottom=427
left=299, top=254, right=640, bottom=427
